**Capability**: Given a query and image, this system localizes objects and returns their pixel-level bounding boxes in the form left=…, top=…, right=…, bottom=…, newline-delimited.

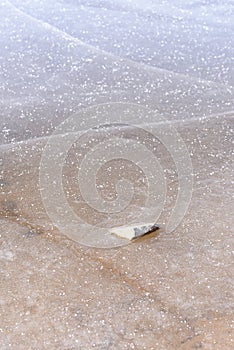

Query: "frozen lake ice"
left=0, top=0, right=233, bottom=349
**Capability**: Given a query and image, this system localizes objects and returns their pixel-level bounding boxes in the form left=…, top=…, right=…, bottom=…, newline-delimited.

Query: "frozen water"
left=0, top=0, right=234, bottom=349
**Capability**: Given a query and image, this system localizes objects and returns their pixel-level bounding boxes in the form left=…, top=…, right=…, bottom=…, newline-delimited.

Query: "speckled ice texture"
left=0, top=0, right=234, bottom=349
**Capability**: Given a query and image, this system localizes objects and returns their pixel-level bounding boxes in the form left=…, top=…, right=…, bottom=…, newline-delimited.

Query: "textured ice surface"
left=1, top=0, right=234, bottom=349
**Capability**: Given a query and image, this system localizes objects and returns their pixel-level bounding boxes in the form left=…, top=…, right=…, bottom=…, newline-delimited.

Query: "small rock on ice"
left=109, top=223, right=159, bottom=241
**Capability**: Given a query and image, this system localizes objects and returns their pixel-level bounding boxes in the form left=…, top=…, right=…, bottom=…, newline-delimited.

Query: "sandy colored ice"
left=1, top=0, right=234, bottom=349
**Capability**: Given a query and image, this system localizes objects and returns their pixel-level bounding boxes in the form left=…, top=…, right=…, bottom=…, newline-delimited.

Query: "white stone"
left=109, top=223, right=159, bottom=241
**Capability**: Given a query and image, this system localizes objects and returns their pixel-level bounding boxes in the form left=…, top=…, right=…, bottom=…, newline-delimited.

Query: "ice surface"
left=0, top=0, right=234, bottom=349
